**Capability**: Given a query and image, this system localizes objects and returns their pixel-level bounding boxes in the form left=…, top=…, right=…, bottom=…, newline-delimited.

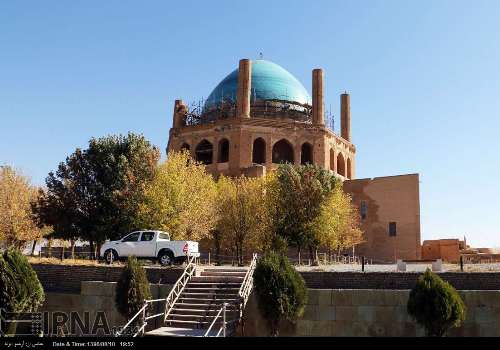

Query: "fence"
left=38, top=247, right=97, bottom=260
left=195, top=252, right=375, bottom=267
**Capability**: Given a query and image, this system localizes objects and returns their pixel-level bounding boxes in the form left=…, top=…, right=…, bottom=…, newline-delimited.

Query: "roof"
left=204, top=59, right=311, bottom=109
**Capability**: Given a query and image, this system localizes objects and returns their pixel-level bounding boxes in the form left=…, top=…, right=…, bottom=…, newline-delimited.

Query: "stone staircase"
left=117, top=254, right=257, bottom=337
left=162, top=268, right=247, bottom=332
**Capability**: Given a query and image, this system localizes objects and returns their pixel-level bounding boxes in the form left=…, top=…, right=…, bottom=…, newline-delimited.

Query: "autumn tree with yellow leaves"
left=138, top=151, right=218, bottom=241
left=216, top=175, right=271, bottom=265
left=0, top=166, right=50, bottom=250
left=310, top=186, right=364, bottom=255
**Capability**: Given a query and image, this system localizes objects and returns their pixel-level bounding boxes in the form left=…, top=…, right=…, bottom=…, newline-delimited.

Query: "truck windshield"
left=158, top=232, right=170, bottom=240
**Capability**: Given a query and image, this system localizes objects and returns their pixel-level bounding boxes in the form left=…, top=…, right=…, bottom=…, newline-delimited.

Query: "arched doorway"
left=218, top=138, right=229, bottom=163
left=301, top=142, right=313, bottom=165
left=347, top=158, right=352, bottom=179
left=329, top=148, right=335, bottom=171
left=195, top=140, right=213, bottom=165
left=272, top=139, right=294, bottom=164
left=337, top=153, right=345, bottom=177
left=252, top=138, right=266, bottom=164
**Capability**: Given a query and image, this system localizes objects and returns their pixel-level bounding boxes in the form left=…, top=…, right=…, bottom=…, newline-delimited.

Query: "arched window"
left=337, top=153, right=346, bottom=177
left=218, top=138, right=229, bottom=163
left=195, top=140, right=213, bottom=165
left=272, top=139, right=294, bottom=164
left=301, top=142, right=313, bottom=165
left=252, top=138, right=266, bottom=164
left=347, top=158, right=352, bottom=179
left=329, top=148, right=335, bottom=171
left=180, top=143, right=190, bottom=152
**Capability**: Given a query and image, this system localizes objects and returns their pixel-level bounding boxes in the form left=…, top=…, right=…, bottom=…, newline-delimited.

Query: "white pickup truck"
left=100, top=230, right=199, bottom=266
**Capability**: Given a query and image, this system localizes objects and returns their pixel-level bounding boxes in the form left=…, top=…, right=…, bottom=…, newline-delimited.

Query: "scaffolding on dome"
left=184, top=99, right=317, bottom=126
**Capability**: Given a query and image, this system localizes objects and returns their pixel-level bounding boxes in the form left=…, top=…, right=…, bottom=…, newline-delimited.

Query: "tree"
left=310, top=186, right=364, bottom=254
left=0, top=249, right=45, bottom=335
left=0, top=166, right=50, bottom=250
left=216, top=175, right=270, bottom=265
left=272, top=164, right=340, bottom=262
left=253, top=251, right=308, bottom=336
left=33, top=133, right=160, bottom=254
left=115, top=256, right=152, bottom=333
left=138, top=150, right=217, bottom=241
left=407, top=269, right=466, bottom=337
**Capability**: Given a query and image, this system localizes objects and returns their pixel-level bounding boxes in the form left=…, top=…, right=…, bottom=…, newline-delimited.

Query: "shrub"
left=253, top=251, right=308, bottom=336
left=115, top=256, right=152, bottom=330
left=0, top=249, right=45, bottom=335
left=407, top=269, right=466, bottom=337
left=270, top=235, right=288, bottom=255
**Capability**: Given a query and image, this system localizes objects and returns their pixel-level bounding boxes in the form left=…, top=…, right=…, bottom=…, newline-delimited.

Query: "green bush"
left=253, top=251, right=308, bottom=336
left=407, top=269, right=466, bottom=337
left=0, top=249, right=45, bottom=335
left=115, top=256, right=152, bottom=327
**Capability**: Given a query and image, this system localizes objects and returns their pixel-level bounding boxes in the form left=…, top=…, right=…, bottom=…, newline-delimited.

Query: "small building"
left=421, top=239, right=462, bottom=263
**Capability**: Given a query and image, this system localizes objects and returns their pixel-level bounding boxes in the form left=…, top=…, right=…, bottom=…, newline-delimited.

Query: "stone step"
left=186, top=280, right=242, bottom=288
left=200, top=272, right=247, bottom=277
left=178, top=297, right=240, bottom=303
left=180, top=292, right=238, bottom=300
left=174, top=302, right=239, bottom=310
left=201, top=268, right=248, bottom=273
left=184, top=287, right=240, bottom=292
left=190, top=276, right=244, bottom=283
left=167, top=313, right=239, bottom=323
left=164, top=318, right=238, bottom=330
left=145, top=326, right=216, bottom=337
left=171, top=308, right=240, bottom=316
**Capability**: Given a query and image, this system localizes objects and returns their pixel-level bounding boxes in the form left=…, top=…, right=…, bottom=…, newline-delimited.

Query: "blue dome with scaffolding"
left=203, top=59, right=311, bottom=110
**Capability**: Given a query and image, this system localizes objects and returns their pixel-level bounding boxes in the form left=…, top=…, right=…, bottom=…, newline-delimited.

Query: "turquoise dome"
left=204, top=59, right=311, bottom=109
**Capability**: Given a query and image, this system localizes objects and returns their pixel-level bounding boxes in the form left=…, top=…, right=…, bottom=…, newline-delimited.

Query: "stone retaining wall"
left=300, top=271, right=500, bottom=290
left=241, top=289, right=500, bottom=337
left=39, top=281, right=172, bottom=336
left=32, top=263, right=183, bottom=293
left=32, top=264, right=500, bottom=293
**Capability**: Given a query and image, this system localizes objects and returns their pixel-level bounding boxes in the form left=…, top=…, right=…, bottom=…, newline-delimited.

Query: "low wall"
left=300, top=271, right=500, bottom=290
left=32, top=263, right=500, bottom=293
left=32, top=263, right=183, bottom=293
left=241, top=289, right=500, bottom=337
left=39, top=281, right=172, bottom=336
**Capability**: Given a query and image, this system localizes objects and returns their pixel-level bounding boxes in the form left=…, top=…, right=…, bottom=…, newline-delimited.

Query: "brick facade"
left=343, top=174, right=421, bottom=262
left=31, top=263, right=183, bottom=293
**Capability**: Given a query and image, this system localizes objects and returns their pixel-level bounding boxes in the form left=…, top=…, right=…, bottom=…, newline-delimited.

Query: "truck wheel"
left=158, top=251, right=174, bottom=266
left=104, top=249, right=118, bottom=264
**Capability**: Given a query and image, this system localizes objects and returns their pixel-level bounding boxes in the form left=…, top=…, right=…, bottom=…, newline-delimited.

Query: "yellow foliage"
left=138, top=151, right=217, bottom=241
left=311, top=186, right=364, bottom=252
left=0, top=166, right=50, bottom=249
left=216, top=175, right=272, bottom=262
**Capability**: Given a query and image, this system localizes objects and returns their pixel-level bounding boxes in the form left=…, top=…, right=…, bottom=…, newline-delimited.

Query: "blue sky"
left=1, top=1, right=499, bottom=247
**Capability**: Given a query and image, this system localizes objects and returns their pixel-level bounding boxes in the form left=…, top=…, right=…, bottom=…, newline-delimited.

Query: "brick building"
left=166, top=58, right=421, bottom=262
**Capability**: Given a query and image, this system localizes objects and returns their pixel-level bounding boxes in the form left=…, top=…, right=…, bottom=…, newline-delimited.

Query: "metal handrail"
left=204, top=253, right=258, bottom=337
left=163, top=255, right=196, bottom=322
left=238, top=253, right=258, bottom=308
left=116, top=298, right=165, bottom=337
left=116, top=255, right=197, bottom=337
left=204, top=303, right=226, bottom=337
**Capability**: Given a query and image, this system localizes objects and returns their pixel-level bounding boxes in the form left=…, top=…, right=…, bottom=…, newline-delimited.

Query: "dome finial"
left=259, top=52, right=263, bottom=60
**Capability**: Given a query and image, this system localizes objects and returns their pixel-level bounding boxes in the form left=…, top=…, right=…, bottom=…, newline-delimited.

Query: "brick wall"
left=32, top=264, right=500, bottom=293
left=299, top=271, right=500, bottom=290
left=31, top=264, right=183, bottom=293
